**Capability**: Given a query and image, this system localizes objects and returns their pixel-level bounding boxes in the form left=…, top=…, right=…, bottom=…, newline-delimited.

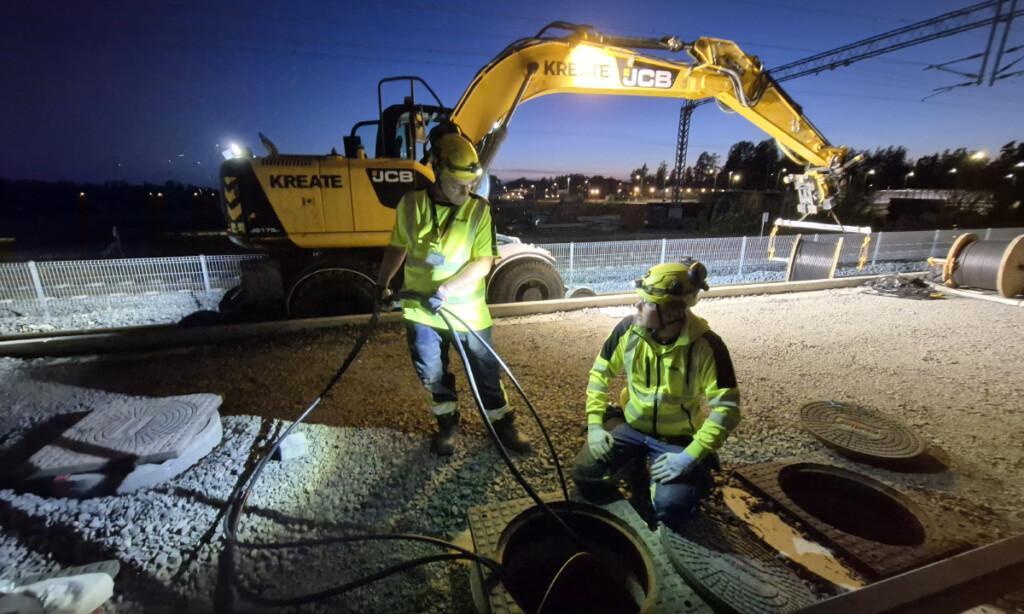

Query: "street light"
left=862, top=169, right=876, bottom=191
left=730, top=172, right=741, bottom=185
left=970, top=150, right=987, bottom=161
left=904, top=171, right=915, bottom=188
left=1015, top=161, right=1024, bottom=168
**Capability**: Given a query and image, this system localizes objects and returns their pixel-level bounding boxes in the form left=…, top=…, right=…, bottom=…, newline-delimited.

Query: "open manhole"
left=467, top=495, right=707, bottom=614
left=736, top=462, right=969, bottom=579
left=799, top=401, right=926, bottom=467
left=498, top=502, right=655, bottom=614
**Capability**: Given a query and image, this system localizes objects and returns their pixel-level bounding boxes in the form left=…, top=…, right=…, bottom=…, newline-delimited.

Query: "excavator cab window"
left=379, top=103, right=450, bottom=161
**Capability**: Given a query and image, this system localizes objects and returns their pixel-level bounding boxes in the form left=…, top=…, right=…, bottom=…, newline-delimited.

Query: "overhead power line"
left=672, top=0, right=1024, bottom=200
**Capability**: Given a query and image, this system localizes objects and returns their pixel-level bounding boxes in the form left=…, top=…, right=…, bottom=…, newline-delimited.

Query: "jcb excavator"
left=219, top=21, right=856, bottom=318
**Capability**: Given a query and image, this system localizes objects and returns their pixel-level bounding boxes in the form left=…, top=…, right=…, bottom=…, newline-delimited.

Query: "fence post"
left=871, top=231, right=882, bottom=267
left=660, top=238, right=667, bottom=263
left=984, top=227, right=992, bottom=240
left=199, top=255, right=212, bottom=292
left=568, top=242, right=575, bottom=287
left=737, top=236, right=747, bottom=276
left=27, top=261, right=50, bottom=318
left=929, top=228, right=940, bottom=257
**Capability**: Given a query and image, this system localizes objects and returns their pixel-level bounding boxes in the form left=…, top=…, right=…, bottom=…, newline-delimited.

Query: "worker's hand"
left=425, top=286, right=449, bottom=314
left=587, top=425, right=614, bottom=462
left=650, top=450, right=698, bottom=484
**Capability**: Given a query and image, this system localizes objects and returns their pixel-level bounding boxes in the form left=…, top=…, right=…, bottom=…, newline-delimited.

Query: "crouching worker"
left=572, top=261, right=740, bottom=532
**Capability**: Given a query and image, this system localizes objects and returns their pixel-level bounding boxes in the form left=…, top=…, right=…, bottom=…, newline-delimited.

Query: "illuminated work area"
left=2, top=4, right=1023, bottom=614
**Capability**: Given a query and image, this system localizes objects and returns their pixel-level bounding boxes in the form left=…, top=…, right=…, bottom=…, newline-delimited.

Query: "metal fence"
left=539, top=227, right=1024, bottom=293
left=1, top=227, right=1020, bottom=310
left=0, top=255, right=263, bottom=305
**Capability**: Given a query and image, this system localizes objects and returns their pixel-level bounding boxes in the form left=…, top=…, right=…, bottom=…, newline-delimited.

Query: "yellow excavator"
left=219, top=21, right=857, bottom=317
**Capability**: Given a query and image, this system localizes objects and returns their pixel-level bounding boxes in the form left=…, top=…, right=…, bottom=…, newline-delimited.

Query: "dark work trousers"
left=573, top=421, right=715, bottom=533
left=405, top=322, right=508, bottom=416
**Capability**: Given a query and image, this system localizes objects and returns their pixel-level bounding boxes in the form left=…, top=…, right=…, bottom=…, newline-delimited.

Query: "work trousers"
left=572, top=421, right=715, bottom=533
left=405, top=322, right=508, bottom=417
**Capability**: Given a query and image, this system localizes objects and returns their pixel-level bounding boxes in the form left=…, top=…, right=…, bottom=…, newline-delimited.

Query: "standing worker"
left=376, top=128, right=531, bottom=456
left=573, top=261, right=740, bottom=532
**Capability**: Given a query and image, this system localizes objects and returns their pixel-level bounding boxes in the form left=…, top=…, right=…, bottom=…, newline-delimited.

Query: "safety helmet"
left=432, top=132, right=483, bottom=182
left=635, top=260, right=709, bottom=306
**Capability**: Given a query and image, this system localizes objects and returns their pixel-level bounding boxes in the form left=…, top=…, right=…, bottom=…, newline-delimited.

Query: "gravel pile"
left=2, top=287, right=1023, bottom=612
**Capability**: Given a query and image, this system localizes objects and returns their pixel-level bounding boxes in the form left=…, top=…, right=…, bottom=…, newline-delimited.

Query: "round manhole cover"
left=660, top=506, right=819, bottom=614
left=800, top=401, right=926, bottom=463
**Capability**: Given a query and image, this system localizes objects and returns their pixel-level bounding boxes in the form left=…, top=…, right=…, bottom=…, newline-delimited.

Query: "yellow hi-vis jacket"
left=389, top=188, right=498, bottom=332
left=586, top=313, right=741, bottom=462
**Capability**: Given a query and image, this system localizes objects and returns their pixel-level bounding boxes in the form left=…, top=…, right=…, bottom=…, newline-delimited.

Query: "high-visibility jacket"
left=586, top=313, right=741, bottom=462
left=389, top=188, right=497, bottom=331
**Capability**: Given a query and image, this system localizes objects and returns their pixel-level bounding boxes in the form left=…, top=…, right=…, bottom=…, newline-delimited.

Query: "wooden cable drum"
left=787, top=235, right=844, bottom=282
left=943, top=233, right=1024, bottom=298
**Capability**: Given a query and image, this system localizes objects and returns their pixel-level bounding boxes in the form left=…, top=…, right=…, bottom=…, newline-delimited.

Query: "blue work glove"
left=425, top=292, right=446, bottom=314
left=650, top=450, right=699, bottom=484
left=587, top=425, right=614, bottom=462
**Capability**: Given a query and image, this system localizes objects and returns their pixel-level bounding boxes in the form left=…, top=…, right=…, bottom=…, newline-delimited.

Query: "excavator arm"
left=451, top=22, right=854, bottom=215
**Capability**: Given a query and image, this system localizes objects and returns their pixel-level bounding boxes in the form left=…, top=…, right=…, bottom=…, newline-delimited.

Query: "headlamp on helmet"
left=432, top=132, right=482, bottom=182
left=634, top=260, right=709, bottom=306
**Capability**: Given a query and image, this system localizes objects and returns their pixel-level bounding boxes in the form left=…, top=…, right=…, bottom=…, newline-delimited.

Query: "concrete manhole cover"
left=659, top=504, right=820, bottom=614
left=735, top=461, right=969, bottom=579
left=24, top=393, right=221, bottom=477
left=799, top=401, right=926, bottom=464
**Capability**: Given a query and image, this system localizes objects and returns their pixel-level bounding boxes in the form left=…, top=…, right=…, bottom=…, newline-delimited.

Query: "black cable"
left=437, top=308, right=584, bottom=546
left=535, top=551, right=592, bottom=614
left=439, top=308, right=571, bottom=503
left=218, top=297, right=507, bottom=610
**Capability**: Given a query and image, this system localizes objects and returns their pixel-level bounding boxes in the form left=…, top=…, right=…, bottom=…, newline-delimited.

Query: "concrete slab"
left=24, top=393, right=221, bottom=478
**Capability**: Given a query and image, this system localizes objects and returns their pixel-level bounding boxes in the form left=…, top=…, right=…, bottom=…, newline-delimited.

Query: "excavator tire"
left=286, top=267, right=376, bottom=318
left=487, top=259, right=564, bottom=304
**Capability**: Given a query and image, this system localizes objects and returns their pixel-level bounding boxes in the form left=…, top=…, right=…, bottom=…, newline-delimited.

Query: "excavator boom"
left=452, top=22, right=850, bottom=214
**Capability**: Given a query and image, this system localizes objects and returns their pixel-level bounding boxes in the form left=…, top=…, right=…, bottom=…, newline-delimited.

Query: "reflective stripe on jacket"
left=388, top=189, right=497, bottom=331
left=586, top=313, right=741, bottom=461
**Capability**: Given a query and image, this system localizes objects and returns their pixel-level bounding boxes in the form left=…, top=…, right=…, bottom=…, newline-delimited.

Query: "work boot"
left=492, top=413, right=532, bottom=454
left=431, top=412, right=460, bottom=456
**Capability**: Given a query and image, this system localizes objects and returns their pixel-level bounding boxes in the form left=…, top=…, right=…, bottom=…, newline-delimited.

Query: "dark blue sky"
left=2, top=1, right=1021, bottom=185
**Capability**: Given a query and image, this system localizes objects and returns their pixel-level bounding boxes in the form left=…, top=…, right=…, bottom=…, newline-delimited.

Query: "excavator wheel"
left=286, top=267, right=376, bottom=318
left=487, top=259, right=565, bottom=304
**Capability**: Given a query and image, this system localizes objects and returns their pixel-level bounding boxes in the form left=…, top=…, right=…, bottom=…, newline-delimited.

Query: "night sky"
left=2, top=1, right=1022, bottom=186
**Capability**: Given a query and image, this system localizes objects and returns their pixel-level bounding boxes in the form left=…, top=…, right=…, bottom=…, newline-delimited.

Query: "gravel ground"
left=2, top=287, right=1023, bottom=612
left=0, top=291, right=224, bottom=336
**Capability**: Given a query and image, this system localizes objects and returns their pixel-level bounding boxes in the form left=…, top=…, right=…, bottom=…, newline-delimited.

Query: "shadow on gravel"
left=0, top=412, right=93, bottom=491
left=0, top=498, right=191, bottom=610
